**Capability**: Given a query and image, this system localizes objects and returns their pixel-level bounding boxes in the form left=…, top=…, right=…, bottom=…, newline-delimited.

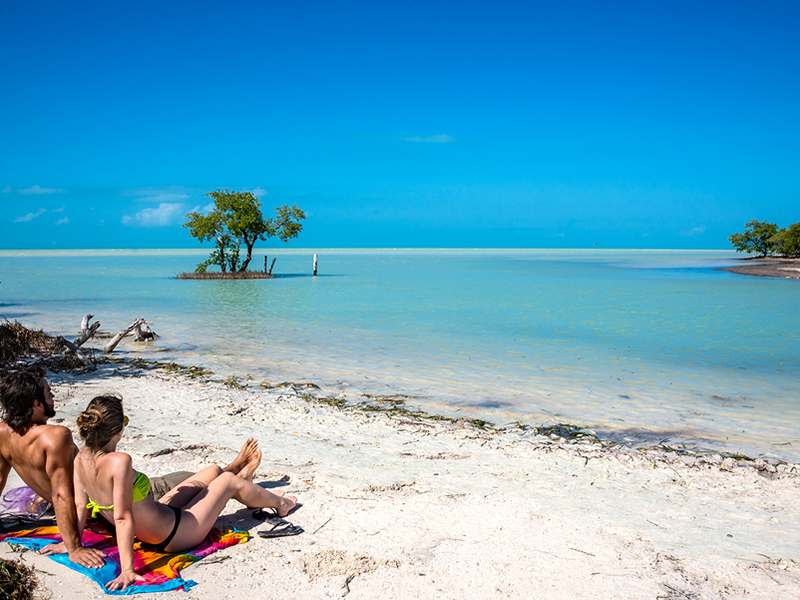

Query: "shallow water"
left=1, top=248, right=798, bottom=460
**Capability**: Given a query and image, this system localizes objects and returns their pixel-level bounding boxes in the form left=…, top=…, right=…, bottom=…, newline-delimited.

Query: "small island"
left=722, top=219, right=800, bottom=279
left=177, top=188, right=305, bottom=280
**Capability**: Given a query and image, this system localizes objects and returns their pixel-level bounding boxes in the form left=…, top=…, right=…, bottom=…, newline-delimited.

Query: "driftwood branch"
left=104, top=318, right=145, bottom=354
left=80, top=313, right=94, bottom=332
left=59, top=337, right=97, bottom=371
left=134, top=321, right=157, bottom=342
left=73, top=321, right=100, bottom=347
left=268, top=258, right=277, bottom=275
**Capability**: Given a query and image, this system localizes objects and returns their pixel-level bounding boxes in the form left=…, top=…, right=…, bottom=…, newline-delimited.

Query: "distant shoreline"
left=720, top=257, right=800, bottom=280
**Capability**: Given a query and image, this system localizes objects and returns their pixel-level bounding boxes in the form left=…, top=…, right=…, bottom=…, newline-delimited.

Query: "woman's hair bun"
left=77, top=407, right=103, bottom=434
left=77, top=394, right=124, bottom=449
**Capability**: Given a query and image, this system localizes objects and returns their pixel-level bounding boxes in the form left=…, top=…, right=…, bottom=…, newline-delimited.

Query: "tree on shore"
left=184, top=189, right=306, bottom=273
left=728, top=220, right=779, bottom=257
left=772, top=222, right=800, bottom=257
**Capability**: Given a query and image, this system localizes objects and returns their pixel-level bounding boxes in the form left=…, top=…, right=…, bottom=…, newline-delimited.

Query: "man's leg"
left=150, top=471, right=194, bottom=501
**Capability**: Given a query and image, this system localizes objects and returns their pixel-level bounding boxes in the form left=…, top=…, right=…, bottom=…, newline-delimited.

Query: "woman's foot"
left=277, top=495, right=298, bottom=518
left=225, top=438, right=262, bottom=481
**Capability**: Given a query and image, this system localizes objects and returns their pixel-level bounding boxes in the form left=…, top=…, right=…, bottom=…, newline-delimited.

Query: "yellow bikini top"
left=86, top=471, right=151, bottom=518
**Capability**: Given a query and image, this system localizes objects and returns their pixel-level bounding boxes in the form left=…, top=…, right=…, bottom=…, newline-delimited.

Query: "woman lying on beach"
left=50, top=394, right=297, bottom=591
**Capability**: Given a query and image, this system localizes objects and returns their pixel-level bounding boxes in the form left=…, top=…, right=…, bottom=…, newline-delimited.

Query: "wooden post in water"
left=264, top=256, right=268, bottom=273
left=268, top=258, right=276, bottom=275
left=313, top=254, right=318, bottom=276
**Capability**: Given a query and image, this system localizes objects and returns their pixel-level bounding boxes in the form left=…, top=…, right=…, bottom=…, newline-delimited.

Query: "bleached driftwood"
left=80, top=313, right=94, bottom=333
left=104, top=318, right=146, bottom=354
left=134, top=321, right=157, bottom=342
left=73, top=321, right=100, bottom=347
left=59, top=337, right=97, bottom=371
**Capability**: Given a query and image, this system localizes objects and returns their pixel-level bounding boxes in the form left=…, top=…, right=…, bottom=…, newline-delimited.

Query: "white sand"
left=2, top=363, right=799, bottom=599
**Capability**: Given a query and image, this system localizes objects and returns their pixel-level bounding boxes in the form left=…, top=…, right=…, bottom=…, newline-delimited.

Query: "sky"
left=1, top=0, right=798, bottom=249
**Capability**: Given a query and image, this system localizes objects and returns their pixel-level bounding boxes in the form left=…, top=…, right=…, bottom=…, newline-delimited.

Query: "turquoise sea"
left=1, top=249, right=798, bottom=461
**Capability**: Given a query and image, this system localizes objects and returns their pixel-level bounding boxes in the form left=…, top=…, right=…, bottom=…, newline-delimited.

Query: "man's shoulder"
left=5, top=423, right=76, bottom=451
left=33, top=424, right=75, bottom=447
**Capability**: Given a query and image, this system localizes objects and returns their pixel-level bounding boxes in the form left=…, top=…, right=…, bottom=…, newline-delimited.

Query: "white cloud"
left=55, top=216, right=70, bottom=225
left=188, top=201, right=216, bottom=214
left=19, top=185, right=65, bottom=195
left=149, top=192, right=188, bottom=203
left=14, top=208, right=46, bottom=222
left=121, top=187, right=190, bottom=203
left=246, top=187, right=267, bottom=198
left=403, top=134, right=456, bottom=143
left=683, top=226, right=706, bottom=237
left=1, top=186, right=10, bottom=193
left=122, top=203, right=186, bottom=227
left=53, top=206, right=66, bottom=212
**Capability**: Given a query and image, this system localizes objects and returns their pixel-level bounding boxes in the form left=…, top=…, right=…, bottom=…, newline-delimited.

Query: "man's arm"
left=42, top=428, right=105, bottom=568
left=0, top=454, right=11, bottom=498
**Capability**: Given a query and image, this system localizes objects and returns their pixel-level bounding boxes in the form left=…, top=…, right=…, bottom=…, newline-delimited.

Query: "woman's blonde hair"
left=76, top=394, right=125, bottom=449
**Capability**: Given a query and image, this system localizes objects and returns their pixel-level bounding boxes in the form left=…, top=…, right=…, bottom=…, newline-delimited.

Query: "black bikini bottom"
left=151, top=505, right=182, bottom=553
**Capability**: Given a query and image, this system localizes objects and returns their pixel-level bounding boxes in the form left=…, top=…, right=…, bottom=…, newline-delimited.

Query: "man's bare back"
left=0, top=421, right=77, bottom=504
left=0, top=370, right=105, bottom=568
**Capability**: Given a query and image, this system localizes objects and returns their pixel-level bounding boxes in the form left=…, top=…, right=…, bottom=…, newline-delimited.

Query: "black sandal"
left=252, top=502, right=302, bottom=521
left=257, top=521, right=304, bottom=538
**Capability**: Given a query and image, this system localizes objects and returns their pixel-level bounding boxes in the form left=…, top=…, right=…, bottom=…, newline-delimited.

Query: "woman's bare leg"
left=158, top=465, right=224, bottom=508
left=164, top=472, right=296, bottom=551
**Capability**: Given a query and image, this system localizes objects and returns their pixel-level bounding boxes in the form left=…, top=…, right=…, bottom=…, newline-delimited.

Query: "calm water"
left=1, top=248, right=799, bottom=460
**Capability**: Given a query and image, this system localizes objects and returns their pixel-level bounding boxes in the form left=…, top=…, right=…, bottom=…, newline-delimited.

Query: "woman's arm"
left=105, top=453, right=145, bottom=591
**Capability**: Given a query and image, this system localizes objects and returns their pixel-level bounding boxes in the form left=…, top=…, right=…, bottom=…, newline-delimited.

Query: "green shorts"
left=149, top=471, right=194, bottom=501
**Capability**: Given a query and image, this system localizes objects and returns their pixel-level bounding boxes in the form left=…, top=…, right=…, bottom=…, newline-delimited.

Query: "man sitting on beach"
left=0, top=367, right=263, bottom=567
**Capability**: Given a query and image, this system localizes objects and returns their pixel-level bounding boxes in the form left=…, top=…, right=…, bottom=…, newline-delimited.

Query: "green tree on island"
left=183, top=189, right=306, bottom=273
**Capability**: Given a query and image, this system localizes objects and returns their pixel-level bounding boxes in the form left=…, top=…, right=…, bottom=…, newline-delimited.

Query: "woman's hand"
left=106, top=569, right=145, bottom=591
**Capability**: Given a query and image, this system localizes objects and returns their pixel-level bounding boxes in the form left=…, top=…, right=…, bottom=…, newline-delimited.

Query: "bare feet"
left=224, top=438, right=262, bottom=482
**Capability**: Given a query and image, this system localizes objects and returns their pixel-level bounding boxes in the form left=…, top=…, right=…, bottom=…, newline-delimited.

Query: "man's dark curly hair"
left=0, top=366, right=46, bottom=429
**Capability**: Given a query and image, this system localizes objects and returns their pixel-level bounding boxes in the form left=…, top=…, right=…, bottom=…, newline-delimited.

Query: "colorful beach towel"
left=0, top=525, right=249, bottom=594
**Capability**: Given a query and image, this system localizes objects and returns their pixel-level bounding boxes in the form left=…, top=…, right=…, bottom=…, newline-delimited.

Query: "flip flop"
left=252, top=503, right=302, bottom=521
left=258, top=521, right=304, bottom=538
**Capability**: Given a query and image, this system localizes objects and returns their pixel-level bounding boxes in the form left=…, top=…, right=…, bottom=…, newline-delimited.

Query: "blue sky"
left=1, top=0, right=798, bottom=249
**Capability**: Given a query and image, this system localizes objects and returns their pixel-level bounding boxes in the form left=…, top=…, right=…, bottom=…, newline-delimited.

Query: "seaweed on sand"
left=0, top=320, right=82, bottom=372
left=533, top=423, right=602, bottom=443
left=0, top=557, right=46, bottom=600
left=298, top=393, right=348, bottom=410
left=223, top=376, right=247, bottom=389
left=296, top=391, right=496, bottom=431
left=120, top=358, right=213, bottom=379
left=260, top=381, right=320, bottom=391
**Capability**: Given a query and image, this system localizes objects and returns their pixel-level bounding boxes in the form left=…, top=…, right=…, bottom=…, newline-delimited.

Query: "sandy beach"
left=720, top=257, right=800, bottom=280
left=1, top=363, right=799, bottom=599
